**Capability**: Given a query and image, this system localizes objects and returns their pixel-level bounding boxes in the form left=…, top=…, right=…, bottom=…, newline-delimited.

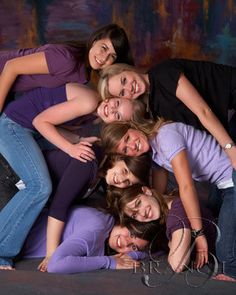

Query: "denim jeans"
left=213, top=169, right=236, bottom=278
left=0, top=114, right=52, bottom=266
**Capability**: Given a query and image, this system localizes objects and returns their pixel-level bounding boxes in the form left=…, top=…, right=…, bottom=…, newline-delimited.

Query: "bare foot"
left=213, top=274, right=236, bottom=282
left=0, top=265, right=14, bottom=271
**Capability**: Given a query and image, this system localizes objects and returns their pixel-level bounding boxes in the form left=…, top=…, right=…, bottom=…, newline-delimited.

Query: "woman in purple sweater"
left=0, top=24, right=133, bottom=112
left=21, top=206, right=156, bottom=274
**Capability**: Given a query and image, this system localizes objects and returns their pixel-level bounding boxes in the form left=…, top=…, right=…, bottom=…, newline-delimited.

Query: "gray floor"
left=0, top=258, right=235, bottom=295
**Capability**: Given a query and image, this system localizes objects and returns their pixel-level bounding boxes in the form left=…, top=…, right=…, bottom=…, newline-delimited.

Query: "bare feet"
left=0, top=265, right=14, bottom=270
left=213, top=274, right=236, bottom=282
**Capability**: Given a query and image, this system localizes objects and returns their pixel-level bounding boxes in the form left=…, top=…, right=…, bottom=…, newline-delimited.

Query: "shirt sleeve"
left=43, top=44, right=77, bottom=76
left=47, top=237, right=111, bottom=274
left=156, top=124, right=187, bottom=162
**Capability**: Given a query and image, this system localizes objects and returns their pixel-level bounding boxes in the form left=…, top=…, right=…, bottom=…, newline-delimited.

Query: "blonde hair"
left=98, top=63, right=146, bottom=100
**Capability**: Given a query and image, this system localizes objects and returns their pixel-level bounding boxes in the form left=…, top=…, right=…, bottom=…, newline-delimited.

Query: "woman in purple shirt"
left=0, top=23, right=133, bottom=112
left=100, top=120, right=236, bottom=281
left=107, top=183, right=216, bottom=275
left=21, top=205, right=155, bottom=274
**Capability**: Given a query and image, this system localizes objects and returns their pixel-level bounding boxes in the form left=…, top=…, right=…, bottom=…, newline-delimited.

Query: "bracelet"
left=223, top=142, right=236, bottom=150
left=191, top=228, right=204, bottom=239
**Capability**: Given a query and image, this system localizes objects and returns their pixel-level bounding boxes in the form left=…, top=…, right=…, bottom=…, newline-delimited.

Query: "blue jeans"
left=0, top=114, right=52, bottom=266
left=214, top=169, right=236, bottom=278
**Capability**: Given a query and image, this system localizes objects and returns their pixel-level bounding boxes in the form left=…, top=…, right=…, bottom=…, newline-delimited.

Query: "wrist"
left=191, top=228, right=204, bottom=239
left=223, top=142, right=235, bottom=150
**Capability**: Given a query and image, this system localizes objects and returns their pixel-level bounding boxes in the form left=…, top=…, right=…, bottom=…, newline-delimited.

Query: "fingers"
left=37, top=257, right=50, bottom=272
left=194, top=250, right=208, bottom=269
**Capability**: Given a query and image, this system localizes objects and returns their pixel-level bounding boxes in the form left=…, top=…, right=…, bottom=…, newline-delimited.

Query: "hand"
left=37, top=256, right=50, bottom=272
left=113, top=253, right=140, bottom=270
left=67, top=141, right=96, bottom=162
left=194, top=235, right=208, bottom=269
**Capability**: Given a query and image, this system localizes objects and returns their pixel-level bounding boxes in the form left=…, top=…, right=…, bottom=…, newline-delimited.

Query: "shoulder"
left=66, top=83, right=99, bottom=106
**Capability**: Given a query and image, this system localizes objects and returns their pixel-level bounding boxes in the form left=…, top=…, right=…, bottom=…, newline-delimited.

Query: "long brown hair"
left=107, top=183, right=176, bottom=225
left=100, top=118, right=167, bottom=155
left=99, top=153, right=152, bottom=186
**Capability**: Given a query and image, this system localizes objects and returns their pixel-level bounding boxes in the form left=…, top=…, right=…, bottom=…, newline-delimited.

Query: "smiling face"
left=105, top=160, right=140, bottom=188
left=88, top=38, right=117, bottom=70
left=96, top=97, right=134, bottom=123
left=124, top=188, right=161, bottom=222
left=116, top=129, right=150, bottom=156
left=108, top=71, right=148, bottom=100
left=108, top=225, right=148, bottom=253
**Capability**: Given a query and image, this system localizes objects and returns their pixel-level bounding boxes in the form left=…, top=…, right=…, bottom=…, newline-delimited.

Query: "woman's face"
left=124, top=188, right=161, bottom=222
left=116, top=129, right=150, bottom=156
left=97, top=97, right=134, bottom=123
left=88, top=38, right=117, bottom=70
left=105, top=160, right=140, bottom=188
left=108, top=225, right=148, bottom=253
left=108, top=71, right=147, bottom=100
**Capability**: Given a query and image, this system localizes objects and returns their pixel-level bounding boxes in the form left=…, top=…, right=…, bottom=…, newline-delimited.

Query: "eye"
left=121, top=77, right=127, bottom=85
left=120, top=89, right=125, bottom=97
left=131, top=244, right=138, bottom=251
left=131, top=212, right=137, bottom=219
left=116, top=100, right=120, bottom=107
left=135, top=198, right=141, bottom=208
left=101, top=44, right=107, bottom=51
left=125, top=179, right=131, bottom=187
left=123, top=147, right=128, bottom=155
left=111, top=54, right=117, bottom=61
left=115, top=112, right=121, bottom=121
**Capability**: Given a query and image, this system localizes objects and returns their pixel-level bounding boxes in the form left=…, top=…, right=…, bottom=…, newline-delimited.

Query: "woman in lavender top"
left=100, top=119, right=236, bottom=281
left=22, top=206, right=155, bottom=274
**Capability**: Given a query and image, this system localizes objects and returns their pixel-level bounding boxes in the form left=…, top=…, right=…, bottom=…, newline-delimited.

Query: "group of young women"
left=0, top=23, right=236, bottom=282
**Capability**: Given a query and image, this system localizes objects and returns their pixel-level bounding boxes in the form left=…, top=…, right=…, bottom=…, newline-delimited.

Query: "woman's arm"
left=47, top=236, right=137, bottom=274
left=38, top=217, right=65, bottom=272
left=168, top=228, right=191, bottom=273
left=176, top=74, right=236, bottom=168
left=171, top=150, right=208, bottom=268
left=32, top=85, right=99, bottom=161
left=0, top=52, right=49, bottom=111
left=152, top=166, right=169, bottom=194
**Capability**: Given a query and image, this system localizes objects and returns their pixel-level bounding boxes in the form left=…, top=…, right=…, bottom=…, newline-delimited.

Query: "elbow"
left=32, top=116, right=42, bottom=130
left=168, top=256, right=189, bottom=273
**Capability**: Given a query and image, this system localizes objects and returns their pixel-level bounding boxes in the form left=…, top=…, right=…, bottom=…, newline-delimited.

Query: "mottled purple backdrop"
left=0, top=0, right=236, bottom=67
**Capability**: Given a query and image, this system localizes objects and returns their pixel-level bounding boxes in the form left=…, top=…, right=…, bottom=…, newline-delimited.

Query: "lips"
left=95, top=56, right=103, bottom=66
left=113, top=174, right=119, bottom=185
left=104, top=104, right=108, bottom=117
left=117, top=235, right=121, bottom=248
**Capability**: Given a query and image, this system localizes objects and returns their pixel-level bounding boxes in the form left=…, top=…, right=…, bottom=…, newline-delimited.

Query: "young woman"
left=100, top=120, right=236, bottom=281
left=0, top=23, right=133, bottom=112
left=100, top=153, right=152, bottom=189
left=107, top=184, right=217, bottom=275
left=0, top=70, right=145, bottom=270
left=21, top=205, right=156, bottom=274
left=98, top=61, right=236, bottom=169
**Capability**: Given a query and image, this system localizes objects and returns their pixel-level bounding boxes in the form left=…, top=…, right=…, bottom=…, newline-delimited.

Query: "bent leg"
left=0, top=115, right=52, bottom=266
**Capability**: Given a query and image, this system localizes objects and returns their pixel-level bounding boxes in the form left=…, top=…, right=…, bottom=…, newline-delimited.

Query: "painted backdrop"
left=0, top=0, right=236, bottom=67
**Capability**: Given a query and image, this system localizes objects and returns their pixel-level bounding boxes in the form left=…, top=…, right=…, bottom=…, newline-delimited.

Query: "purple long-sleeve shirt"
left=22, top=206, right=146, bottom=274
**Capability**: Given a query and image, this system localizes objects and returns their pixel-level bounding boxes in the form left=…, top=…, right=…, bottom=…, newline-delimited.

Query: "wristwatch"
left=191, top=228, right=204, bottom=239
left=223, top=142, right=236, bottom=150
